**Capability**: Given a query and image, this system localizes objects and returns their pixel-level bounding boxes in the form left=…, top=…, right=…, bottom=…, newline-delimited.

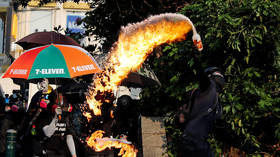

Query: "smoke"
left=119, top=13, right=193, bottom=37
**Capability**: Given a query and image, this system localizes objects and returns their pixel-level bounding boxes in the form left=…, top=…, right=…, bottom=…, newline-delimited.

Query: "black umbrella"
left=16, top=31, right=80, bottom=50
left=56, top=80, right=89, bottom=94
left=121, top=66, right=161, bottom=87
left=94, top=53, right=161, bottom=88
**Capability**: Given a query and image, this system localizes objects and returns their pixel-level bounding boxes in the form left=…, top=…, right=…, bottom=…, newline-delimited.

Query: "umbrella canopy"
left=94, top=53, right=161, bottom=87
left=121, top=64, right=161, bottom=87
left=16, top=31, right=81, bottom=50
left=2, top=44, right=102, bottom=80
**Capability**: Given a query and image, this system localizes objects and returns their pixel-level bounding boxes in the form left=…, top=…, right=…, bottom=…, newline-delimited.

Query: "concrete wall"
left=141, top=116, right=168, bottom=157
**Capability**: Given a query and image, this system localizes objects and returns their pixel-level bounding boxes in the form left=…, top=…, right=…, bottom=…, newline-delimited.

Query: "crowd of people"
left=0, top=91, right=26, bottom=156
left=0, top=78, right=141, bottom=157
left=0, top=78, right=85, bottom=157
left=0, top=59, right=225, bottom=157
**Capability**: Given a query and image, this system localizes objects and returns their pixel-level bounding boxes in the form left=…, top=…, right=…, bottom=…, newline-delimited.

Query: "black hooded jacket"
left=182, top=59, right=223, bottom=148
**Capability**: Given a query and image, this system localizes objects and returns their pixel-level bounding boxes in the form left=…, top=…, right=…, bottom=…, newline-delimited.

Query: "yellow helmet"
left=43, top=85, right=53, bottom=94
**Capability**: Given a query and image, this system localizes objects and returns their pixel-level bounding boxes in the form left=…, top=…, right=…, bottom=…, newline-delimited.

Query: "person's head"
left=204, top=67, right=225, bottom=93
left=117, top=95, right=133, bottom=111
left=37, top=78, right=53, bottom=94
left=43, top=85, right=53, bottom=94
left=37, top=78, right=48, bottom=91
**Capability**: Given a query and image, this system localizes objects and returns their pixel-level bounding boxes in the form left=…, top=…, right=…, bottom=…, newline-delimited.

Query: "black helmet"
left=204, top=67, right=223, bottom=78
left=204, top=67, right=225, bottom=92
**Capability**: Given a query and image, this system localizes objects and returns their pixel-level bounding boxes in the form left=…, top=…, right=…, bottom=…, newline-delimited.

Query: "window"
left=66, top=13, right=85, bottom=34
left=30, top=10, right=52, bottom=33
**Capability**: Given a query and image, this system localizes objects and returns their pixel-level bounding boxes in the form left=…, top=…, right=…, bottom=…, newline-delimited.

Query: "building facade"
left=0, top=0, right=92, bottom=96
left=14, top=0, right=91, bottom=57
left=0, top=0, right=13, bottom=71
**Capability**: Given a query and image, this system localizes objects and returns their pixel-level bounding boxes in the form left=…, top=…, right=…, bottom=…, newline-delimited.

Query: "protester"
left=178, top=56, right=225, bottom=157
left=110, top=86, right=140, bottom=144
left=20, top=78, right=78, bottom=157
left=20, top=78, right=56, bottom=157
left=0, top=94, right=6, bottom=135
left=42, top=91, right=77, bottom=157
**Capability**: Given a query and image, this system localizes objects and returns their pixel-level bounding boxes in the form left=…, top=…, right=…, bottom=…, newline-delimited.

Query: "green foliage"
left=141, top=0, right=280, bottom=156
left=18, top=0, right=280, bottom=156
left=81, top=0, right=188, bottom=53
left=164, top=112, right=183, bottom=157
left=221, top=67, right=280, bottom=151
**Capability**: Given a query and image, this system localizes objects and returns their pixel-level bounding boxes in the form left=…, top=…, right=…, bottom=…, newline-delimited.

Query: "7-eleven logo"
left=9, top=69, right=28, bottom=75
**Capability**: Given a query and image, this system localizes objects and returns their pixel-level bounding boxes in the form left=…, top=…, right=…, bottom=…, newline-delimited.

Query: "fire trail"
left=85, top=13, right=203, bottom=157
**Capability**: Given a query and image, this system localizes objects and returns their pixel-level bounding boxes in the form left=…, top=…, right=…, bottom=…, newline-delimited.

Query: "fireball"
left=85, top=13, right=203, bottom=157
left=87, top=130, right=138, bottom=157
left=86, top=13, right=202, bottom=116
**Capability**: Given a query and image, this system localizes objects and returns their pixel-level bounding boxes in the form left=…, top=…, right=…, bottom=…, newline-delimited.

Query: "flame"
left=86, top=13, right=202, bottom=116
left=85, top=13, right=203, bottom=157
left=87, top=130, right=138, bottom=157
left=83, top=112, right=92, bottom=121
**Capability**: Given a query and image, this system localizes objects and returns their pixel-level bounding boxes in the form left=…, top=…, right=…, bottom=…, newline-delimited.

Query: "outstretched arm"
left=42, top=107, right=61, bottom=137
left=42, top=114, right=57, bottom=137
left=66, top=134, right=77, bottom=157
left=192, top=53, right=211, bottom=92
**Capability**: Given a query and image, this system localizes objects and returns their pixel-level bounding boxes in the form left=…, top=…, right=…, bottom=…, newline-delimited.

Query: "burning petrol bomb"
left=84, top=13, right=203, bottom=156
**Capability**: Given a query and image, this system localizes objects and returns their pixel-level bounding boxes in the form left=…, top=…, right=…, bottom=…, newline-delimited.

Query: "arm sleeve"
left=66, top=134, right=77, bottom=156
left=192, top=54, right=211, bottom=92
left=42, top=114, right=57, bottom=137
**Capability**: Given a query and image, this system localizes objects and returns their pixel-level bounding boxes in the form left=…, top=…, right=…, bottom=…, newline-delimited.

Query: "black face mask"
left=211, top=76, right=225, bottom=93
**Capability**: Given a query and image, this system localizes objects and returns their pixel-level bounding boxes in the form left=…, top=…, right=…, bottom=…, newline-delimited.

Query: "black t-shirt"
left=29, top=91, right=74, bottom=139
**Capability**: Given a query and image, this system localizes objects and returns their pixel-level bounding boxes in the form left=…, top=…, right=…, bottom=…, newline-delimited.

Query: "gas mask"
left=204, top=67, right=225, bottom=93
left=211, top=75, right=225, bottom=93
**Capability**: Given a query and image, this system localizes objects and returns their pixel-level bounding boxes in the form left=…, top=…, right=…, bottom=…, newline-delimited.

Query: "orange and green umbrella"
left=2, top=44, right=102, bottom=80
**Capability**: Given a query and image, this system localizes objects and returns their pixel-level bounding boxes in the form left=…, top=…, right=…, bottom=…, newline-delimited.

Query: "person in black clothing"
left=178, top=62, right=225, bottom=157
left=19, top=79, right=56, bottom=157
left=39, top=91, right=77, bottom=157
left=21, top=78, right=78, bottom=157
left=0, top=94, right=6, bottom=149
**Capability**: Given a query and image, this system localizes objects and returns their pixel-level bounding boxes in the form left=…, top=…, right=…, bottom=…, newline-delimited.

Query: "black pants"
left=179, top=135, right=214, bottom=157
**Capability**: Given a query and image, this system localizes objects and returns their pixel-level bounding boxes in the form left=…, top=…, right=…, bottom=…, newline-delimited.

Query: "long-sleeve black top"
left=182, top=56, right=222, bottom=149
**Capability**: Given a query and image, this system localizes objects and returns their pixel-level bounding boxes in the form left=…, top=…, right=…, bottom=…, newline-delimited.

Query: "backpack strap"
left=186, top=88, right=198, bottom=114
left=188, top=92, right=219, bottom=121
left=178, top=88, right=198, bottom=123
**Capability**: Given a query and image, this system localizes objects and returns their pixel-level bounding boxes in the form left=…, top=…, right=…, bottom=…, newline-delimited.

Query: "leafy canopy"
left=144, top=0, right=280, bottom=156
left=16, top=0, right=280, bottom=156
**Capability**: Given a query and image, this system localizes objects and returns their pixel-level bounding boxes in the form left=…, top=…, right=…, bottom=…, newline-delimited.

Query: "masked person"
left=21, top=78, right=77, bottom=157
left=109, top=86, right=141, bottom=145
left=40, top=91, right=77, bottom=157
left=178, top=65, right=225, bottom=157
left=20, top=78, right=56, bottom=157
